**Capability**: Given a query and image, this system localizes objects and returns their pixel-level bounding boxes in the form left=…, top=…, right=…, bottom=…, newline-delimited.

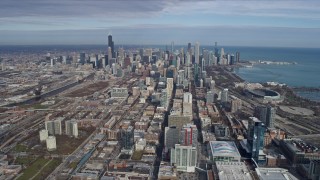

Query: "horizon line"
left=0, top=44, right=319, bottom=49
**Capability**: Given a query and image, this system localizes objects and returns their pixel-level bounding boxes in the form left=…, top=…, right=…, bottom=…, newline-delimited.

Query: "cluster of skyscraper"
left=75, top=36, right=261, bottom=173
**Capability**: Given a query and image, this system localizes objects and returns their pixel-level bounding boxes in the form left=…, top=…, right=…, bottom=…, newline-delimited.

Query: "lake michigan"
left=224, top=46, right=320, bottom=101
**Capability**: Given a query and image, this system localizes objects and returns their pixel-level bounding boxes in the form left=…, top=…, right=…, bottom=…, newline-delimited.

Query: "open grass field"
left=17, top=158, right=48, bottom=180
left=17, top=157, right=61, bottom=180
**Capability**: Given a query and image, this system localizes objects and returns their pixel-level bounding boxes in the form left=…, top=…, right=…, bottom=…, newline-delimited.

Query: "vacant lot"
left=279, top=106, right=314, bottom=116
left=54, top=134, right=89, bottom=155
left=65, top=81, right=109, bottom=97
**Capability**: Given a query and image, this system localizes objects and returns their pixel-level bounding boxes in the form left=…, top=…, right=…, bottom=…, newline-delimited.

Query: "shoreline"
left=231, top=65, right=320, bottom=104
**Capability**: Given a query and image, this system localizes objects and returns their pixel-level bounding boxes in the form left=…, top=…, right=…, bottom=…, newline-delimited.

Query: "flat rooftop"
left=215, top=162, right=252, bottom=180
left=283, top=138, right=319, bottom=154
left=256, top=168, right=299, bottom=180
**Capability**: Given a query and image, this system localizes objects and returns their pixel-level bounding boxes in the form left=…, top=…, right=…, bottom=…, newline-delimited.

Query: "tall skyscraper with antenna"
left=108, top=33, right=114, bottom=58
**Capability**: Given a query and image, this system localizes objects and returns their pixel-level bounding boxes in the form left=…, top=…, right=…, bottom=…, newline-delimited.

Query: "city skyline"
left=1, top=21, right=320, bottom=178
left=0, top=0, right=320, bottom=47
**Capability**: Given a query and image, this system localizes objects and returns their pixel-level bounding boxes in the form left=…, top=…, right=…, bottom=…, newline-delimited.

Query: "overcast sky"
left=0, top=0, right=320, bottom=47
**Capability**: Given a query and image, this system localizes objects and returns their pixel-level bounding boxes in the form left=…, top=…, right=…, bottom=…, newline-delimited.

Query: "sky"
left=0, top=0, right=320, bottom=47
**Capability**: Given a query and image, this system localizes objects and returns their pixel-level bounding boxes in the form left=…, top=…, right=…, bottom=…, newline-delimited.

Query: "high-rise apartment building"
left=210, top=80, right=215, bottom=91
left=65, top=120, right=78, bottom=138
left=231, top=98, right=242, bottom=113
left=170, top=144, right=197, bottom=172
left=187, top=43, right=192, bottom=53
left=46, top=136, right=57, bottom=151
left=45, top=118, right=62, bottom=135
left=39, top=129, right=48, bottom=142
left=118, top=47, right=124, bottom=60
left=220, top=48, right=225, bottom=65
left=254, top=105, right=275, bottom=128
left=160, top=89, right=168, bottom=110
left=166, top=78, right=174, bottom=98
left=183, top=92, right=192, bottom=116
left=201, top=58, right=205, bottom=73
left=80, top=53, right=85, bottom=65
left=121, top=126, right=134, bottom=150
left=221, top=89, right=229, bottom=103
left=178, top=70, right=185, bottom=85
left=123, top=56, right=131, bottom=68
left=183, top=92, right=192, bottom=103
left=214, top=42, right=219, bottom=57
left=248, top=117, right=266, bottom=163
left=230, top=54, right=235, bottom=65
left=206, top=91, right=215, bottom=104
left=180, top=124, right=198, bottom=146
left=195, top=42, right=200, bottom=64
left=164, top=126, right=179, bottom=152
left=107, top=47, right=112, bottom=62
left=236, top=52, right=240, bottom=63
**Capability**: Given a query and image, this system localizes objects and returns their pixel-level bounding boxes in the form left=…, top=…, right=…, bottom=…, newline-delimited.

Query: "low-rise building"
left=308, top=160, right=320, bottom=180
left=158, top=162, right=177, bottom=180
left=111, top=87, right=128, bottom=98
left=256, top=167, right=299, bottom=180
left=280, top=138, right=320, bottom=164
left=214, top=162, right=252, bottom=180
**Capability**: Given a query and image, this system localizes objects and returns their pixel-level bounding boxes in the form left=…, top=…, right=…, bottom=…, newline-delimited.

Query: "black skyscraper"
left=254, top=105, right=275, bottom=128
left=108, top=35, right=114, bottom=58
left=80, top=53, right=85, bottom=65
left=214, top=42, right=219, bottom=57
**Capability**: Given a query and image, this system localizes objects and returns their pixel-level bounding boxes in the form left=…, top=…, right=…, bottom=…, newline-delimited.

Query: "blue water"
left=225, top=46, right=320, bottom=101
left=234, top=63, right=320, bottom=87
left=295, top=91, right=320, bottom=102
left=228, top=46, right=320, bottom=88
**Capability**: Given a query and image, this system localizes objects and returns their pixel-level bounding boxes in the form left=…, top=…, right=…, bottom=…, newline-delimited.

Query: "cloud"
left=0, top=0, right=171, bottom=30
left=1, top=0, right=319, bottom=22
left=164, top=0, right=320, bottom=19
left=1, top=0, right=320, bottom=45
left=0, top=0, right=168, bottom=18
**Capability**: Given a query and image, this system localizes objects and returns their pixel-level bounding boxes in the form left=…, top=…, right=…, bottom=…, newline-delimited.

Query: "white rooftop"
left=210, top=141, right=241, bottom=158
